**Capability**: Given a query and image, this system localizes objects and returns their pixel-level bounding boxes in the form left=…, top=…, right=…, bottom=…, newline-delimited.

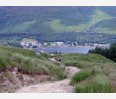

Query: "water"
left=36, top=46, right=95, bottom=54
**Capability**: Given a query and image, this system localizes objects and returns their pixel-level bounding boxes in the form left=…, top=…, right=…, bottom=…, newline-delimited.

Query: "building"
left=93, top=43, right=110, bottom=48
left=84, top=43, right=110, bottom=48
left=21, top=38, right=39, bottom=48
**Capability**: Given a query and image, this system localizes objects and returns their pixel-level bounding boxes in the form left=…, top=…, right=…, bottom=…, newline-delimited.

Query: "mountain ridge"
left=0, top=6, right=116, bottom=34
left=0, top=6, right=116, bottom=46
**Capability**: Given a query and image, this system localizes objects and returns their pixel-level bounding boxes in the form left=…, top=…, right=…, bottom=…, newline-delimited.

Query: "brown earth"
left=15, top=66, right=80, bottom=93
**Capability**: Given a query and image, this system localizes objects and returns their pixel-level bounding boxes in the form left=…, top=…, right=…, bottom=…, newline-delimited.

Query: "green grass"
left=48, top=10, right=114, bottom=34
left=94, top=18, right=116, bottom=34
left=58, top=53, right=112, bottom=68
left=0, top=7, right=116, bottom=34
left=75, top=80, right=113, bottom=93
left=0, top=46, right=116, bottom=92
left=57, top=53, right=116, bottom=92
left=0, top=46, right=66, bottom=80
left=73, top=65, right=116, bottom=93
left=71, top=69, right=95, bottom=84
left=74, top=74, right=114, bottom=93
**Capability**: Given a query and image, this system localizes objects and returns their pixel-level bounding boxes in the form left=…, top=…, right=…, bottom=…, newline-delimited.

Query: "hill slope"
left=0, top=46, right=66, bottom=92
left=0, top=46, right=116, bottom=93
left=0, top=6, right=116, bottom=46
left=0, top=6, right=116, bottom=34
left=56, top=53, right=116, bottom=92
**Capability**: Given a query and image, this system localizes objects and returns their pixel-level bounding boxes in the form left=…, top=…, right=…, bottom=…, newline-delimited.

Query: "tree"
left=89, top=43, right=116, bottom=62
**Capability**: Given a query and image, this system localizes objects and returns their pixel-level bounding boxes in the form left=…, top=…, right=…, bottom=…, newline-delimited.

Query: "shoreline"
left=42, top=45, right=95, bottom=48
left=35, top=46, right=95, bottom=54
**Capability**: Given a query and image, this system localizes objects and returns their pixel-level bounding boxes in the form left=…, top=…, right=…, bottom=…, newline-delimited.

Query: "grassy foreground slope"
left=0, top=46, right=66, bottom=79
left=0, top=46, right=116, bottom=93
left=0, top=46, right=67, bottom=92
left=57, top=53, right=116, bottom=92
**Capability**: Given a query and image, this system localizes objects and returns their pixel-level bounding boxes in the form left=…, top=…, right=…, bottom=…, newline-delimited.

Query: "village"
left=21, top=38, right=110, bottom=49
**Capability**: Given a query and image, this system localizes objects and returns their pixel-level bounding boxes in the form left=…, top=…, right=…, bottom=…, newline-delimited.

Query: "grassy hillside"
left=0, top=6, right=116, bottom=34
left=0, top=6, right=116, bottom=46
left=48, top=9, right=113, bottom=33
left=0, top=46, right=116, bottom=92
left=0, top=46, right=67, bottom=92
left=0, top=46, right=66, bottom=79
left=56, top=53, right=116, bottom=92
left=94, top=18, right=116, bottom=34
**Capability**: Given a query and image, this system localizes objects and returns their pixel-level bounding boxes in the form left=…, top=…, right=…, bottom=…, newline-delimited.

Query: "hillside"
left=0, top=6, right=116, bottom=34
left=0, top=45, right=116, bottom=93
left=0, top=6, right=116, bottom=46
left=0, top=46, right=66, bottom=92
left=56, top=53, right=116, bottom=92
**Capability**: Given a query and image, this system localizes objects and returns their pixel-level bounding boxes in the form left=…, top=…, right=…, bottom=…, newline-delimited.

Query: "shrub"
left=89, top=43, right=116, bottom=62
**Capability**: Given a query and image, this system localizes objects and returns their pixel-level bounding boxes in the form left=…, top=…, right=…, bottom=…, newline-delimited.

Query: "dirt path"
left=15, top=66, right=80, bottom=93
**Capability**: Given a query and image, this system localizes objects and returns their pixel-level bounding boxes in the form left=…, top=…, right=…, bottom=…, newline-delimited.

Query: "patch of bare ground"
left=15, top=66, right=80, bottom=93
left=0, top=71, right=52, bottom=93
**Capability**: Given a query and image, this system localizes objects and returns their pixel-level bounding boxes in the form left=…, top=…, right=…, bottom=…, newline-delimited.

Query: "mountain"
left=0, top=6, right=116, bottom=46
left=0, top=6, right=116, bottom=34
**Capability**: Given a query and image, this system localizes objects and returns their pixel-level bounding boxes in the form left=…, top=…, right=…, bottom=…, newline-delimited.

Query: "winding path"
left=15, top=67, right=80, bottom=93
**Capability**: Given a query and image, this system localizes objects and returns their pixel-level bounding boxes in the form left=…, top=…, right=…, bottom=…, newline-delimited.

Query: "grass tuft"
left=75, top=74, right=114, bottom=93
left=0, top=46, right=66, bottom=80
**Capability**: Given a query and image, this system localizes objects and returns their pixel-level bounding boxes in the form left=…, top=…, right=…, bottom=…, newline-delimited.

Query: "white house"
left=21, top=38, right=38, bottom=48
